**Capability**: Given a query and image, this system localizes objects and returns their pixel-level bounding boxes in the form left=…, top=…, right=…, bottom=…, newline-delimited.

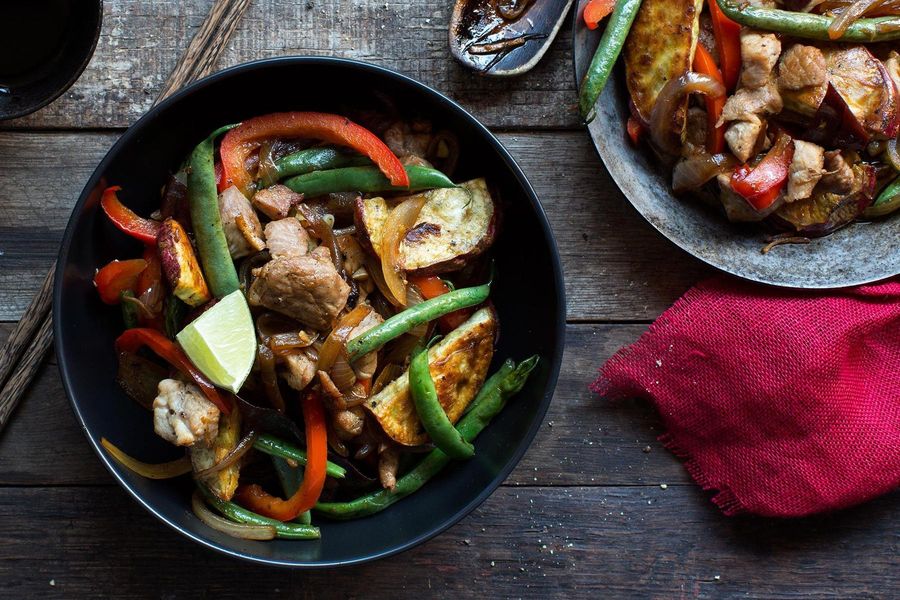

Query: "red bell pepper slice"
left=94, top=259, right=148, bottom=305
left=730, top=134, right=795, bottom=211
left=234, top=390, right=327, bottom=521
left=692, top=43, right=727, bottom=155
left=115, top=328, right=230, bottom=414
left=583, top=0, right=616, bottom=30
left=708, top=0, right=741, bottom=91
left=626, top=117, right=645, bottom=146
left=409, top=275, right=473, bottom=333
left=220, top=112, right=409, bottom=195
left=100, top=186, right=162, bottom=244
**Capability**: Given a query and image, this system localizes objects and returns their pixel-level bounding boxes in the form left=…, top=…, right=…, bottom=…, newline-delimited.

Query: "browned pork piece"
left=219, top=185, right=265, bottom=259
left=786, top=140, right=826, bottom=202
left=719, top=31, right=783, bottom=162
left=264, top=218, right=309, bottom=258
left=152, top=379, right=220, bottom=447
left=777, top=44, right=827, bottom=91
left=247, top=246, right=351, bottom=330
left=281, top=350, right=317, bottom=391
left=252, top=184, right=302, bottom=220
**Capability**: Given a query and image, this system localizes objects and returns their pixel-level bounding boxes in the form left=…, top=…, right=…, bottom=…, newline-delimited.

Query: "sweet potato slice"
left=355, top=178, right=497, bottom=275
left=624, top=0, right=704, bottom=131
left=364, top=308, right=496, bottom=446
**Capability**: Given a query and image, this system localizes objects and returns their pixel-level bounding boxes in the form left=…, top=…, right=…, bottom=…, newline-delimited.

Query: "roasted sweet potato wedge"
left=624, top=0, right=704, bottom=130
left=364, top=307, right=496, bottom=446
left=355, top=178, right=497, bottom=275
left=157, top=217, right=211, bottom=307
left=191, top=405, right=241, bottom=501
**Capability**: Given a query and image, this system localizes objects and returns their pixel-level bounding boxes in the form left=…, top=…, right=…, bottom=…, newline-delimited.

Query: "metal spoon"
left=449, top=0, right=574, bottom=76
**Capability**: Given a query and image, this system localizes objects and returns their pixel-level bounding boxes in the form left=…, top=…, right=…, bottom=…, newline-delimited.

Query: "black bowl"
left=0, top=0, right=102, bottom=121
left=54, top=57, right=565, bottom=567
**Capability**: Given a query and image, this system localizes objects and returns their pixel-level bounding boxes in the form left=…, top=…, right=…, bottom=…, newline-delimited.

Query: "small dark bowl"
left=54, top=57, right=565, bottom=567
left=572, top=1, right=900, bottom=288
left=0, top=0, right=102, bottom=121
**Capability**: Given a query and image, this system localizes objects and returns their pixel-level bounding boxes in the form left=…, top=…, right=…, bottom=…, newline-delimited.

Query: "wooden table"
left=0, top=1, right=896, bottom=596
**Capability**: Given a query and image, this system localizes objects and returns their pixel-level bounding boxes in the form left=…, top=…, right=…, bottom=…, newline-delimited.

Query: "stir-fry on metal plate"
left=572, top=0, right=900, bottom=288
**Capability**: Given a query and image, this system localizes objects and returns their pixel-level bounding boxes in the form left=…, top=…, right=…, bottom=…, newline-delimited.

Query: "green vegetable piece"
left=714, top=0, right=900, bottom=42
left=187, top=124, right=240, bottom=298
left=163, top=294, right=187, bottom=340
left=864, top=175, right=900, bottom=218
left=579, top=0, right=644, bottom=121
left=409, top=344, right=475, bottom=459
left=345, top=281, right=490, bottom=362
left=314, top=356, right=539, bottom=520
left=270, top=455, right=313, bottom=525
left=271, top=147, right=371, bottom=182
left=120, top=290, right=140, bottom=329
left=198, top=484, right=320, bottom=539
left=283, top=165, right=455, bottom=197
left=253, top=434, right=347, bottom=479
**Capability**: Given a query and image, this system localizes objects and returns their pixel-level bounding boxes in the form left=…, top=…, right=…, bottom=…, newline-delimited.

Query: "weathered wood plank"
left=0, top=131, right=709, bottom=321
left=0, top=323, right=688, bottom=487
left=0, top=485, right=896, bottom=597
left=4, top=0, right=580, bottom=131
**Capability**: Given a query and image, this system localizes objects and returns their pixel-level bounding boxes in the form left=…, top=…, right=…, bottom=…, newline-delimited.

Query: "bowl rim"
left=0, top=0, right=104, bottom=121
left=53, top=55, right=567, bottom=568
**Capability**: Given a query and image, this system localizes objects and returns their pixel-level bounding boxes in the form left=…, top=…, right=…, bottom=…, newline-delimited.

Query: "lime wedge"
left=176, top=290, right=255, bottom=394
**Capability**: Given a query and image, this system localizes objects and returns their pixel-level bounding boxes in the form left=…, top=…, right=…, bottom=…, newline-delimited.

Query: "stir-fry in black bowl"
left=54, top=57, right=565, bottom=567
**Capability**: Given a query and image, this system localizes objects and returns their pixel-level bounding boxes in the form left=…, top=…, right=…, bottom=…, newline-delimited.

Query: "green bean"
left=187, top=124, right=240, bottom=298
left=198, top=484, right=321, bottom=539
left=864, top=175, right=900, bottom=218
left=271, top=147, right=371, bottom=182
left=409, top=344, right=474, bottom=459
left=578, top=0, right=643, bottom=121
left=253, top=434, right=347, bottom=479
left=345, top=282, right=490, bottom=362
left=163, top=294, right=186, bottom=340
left=283, top=165, right=455, bottom=197
left=314, top=356, right=539, bottom=520
left=715, top=0, right=900, bottom=42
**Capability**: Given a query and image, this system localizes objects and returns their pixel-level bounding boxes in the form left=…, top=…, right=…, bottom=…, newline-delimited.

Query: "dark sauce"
left=0, top=0, right=73, bottom=87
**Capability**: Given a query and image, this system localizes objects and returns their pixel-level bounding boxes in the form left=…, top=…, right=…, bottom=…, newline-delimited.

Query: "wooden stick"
left=0, top=0, right=252, bottom=435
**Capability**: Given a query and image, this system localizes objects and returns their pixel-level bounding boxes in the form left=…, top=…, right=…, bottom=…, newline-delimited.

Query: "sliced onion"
left=191, top=491, right=276, bottom=540
left=101, top=437, right=192, bottom=479
left=672, top=151, right=738, bottom=193
left=380, top=195, right=427, bottom=306
left=268, top=331, right=317, bottom=356
left=366, top=255, right=402, bottom=307
left=296, top=203, right=343, bottom=272
left=650, top=72, right=726, bottom=156
left=317, top=304, right=370, bottom=373
left=238, top=251, right=270, bottom=292
left=343, top=381, right=370, bottom=407
left=372, top=363, right=403, bottom=395
left=329, top=353, right=358, bottom=391
left=828, top=0, right=887, bottom=39
left=257, top=141, right=279, bottom=188
left=256, top=343, right=285, bottom=412
left=194, top=431, right=258, bottom=479
left=885, top=138, right=900, bottom=173
left=405, top=285, right=428, bottom=338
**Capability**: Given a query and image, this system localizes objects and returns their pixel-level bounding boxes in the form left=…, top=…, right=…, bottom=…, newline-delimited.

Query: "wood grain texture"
left=0, top=130, right=710, bottom=322
left=0, top=485, right=896, bottom=597
left=2, top=0, right=580, bottom=131
left=0, top=323, right=690, bottom=487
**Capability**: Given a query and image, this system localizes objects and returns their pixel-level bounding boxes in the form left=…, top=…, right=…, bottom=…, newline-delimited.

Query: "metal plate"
left=572, top=0, right=900, bottom=288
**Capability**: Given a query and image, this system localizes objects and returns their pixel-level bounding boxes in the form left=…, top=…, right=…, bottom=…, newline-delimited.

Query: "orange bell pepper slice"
left=692, top=43, right=727, bottom=155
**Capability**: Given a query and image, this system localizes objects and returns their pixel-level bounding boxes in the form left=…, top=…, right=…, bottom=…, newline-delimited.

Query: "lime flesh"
left=176, top=290, right=255, bottom=394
